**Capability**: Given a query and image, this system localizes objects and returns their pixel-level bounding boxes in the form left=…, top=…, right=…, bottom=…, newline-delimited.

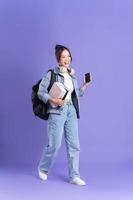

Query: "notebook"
left=49, top=82, right=68, bottom=107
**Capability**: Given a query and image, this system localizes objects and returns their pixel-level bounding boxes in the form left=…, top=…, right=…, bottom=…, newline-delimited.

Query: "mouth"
left=64, top=62, right=69, bottom=66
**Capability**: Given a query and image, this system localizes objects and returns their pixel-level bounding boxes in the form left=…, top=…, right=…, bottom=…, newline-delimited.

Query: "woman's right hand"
left=48, top=98, right=64, bottom=106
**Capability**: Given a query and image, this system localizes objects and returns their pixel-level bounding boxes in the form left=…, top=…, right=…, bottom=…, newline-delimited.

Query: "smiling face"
left=59, top=49, right=71, bottom=68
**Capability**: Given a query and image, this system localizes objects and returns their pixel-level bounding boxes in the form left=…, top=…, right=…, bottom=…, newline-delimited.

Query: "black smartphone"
left=85, top=72, right=91, bottom=83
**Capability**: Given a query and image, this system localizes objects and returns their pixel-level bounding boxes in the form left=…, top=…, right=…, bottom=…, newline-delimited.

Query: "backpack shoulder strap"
left=47, top=69, right=56, bottom=92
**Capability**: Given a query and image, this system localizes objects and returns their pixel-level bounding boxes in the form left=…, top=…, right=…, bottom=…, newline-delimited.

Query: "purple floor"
left=0, top=163, right=132, bottom=200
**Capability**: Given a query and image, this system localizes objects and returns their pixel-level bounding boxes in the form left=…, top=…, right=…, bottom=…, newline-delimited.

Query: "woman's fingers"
left=58, top=99, right=64, bottom=106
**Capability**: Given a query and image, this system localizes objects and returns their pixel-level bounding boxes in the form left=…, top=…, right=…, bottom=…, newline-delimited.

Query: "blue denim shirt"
left=37, top=66, right=84, bottom=116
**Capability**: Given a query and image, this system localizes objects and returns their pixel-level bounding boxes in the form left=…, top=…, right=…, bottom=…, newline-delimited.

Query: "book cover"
left=49, top=82, right=68, bottom=107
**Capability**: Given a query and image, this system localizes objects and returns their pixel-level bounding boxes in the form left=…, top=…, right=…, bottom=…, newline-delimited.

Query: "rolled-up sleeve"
left=76, top=87, right=84, bottom=97
left=37, top=71, right=52, bottom=104
left=73, top=77, right=84, bottom=97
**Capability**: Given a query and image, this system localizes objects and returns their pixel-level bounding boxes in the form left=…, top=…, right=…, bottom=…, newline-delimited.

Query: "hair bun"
left=55, top=44, right=62, bottom=51
left=55, top=44, right=67, bottom=51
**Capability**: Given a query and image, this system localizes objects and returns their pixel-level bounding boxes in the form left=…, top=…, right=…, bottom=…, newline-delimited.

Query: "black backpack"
left=31, top=69, right=56, bottom=120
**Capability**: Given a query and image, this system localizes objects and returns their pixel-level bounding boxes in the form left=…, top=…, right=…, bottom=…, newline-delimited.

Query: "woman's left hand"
left=83, top=82, right=90, bottom=87
left=82, top=82, right=90, bottom=90
left=82, top=73, right=92, bottom=90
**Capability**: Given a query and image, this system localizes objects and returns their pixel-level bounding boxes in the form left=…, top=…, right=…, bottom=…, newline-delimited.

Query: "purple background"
left=0, top=0, right=133, bottom=199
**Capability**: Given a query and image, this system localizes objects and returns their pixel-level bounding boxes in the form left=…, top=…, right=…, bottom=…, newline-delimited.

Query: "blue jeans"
left=38, top=103, right=80, bottom=178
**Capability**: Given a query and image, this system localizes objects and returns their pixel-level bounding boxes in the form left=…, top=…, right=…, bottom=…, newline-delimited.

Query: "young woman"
left=37, top=44, right=90, bottom=186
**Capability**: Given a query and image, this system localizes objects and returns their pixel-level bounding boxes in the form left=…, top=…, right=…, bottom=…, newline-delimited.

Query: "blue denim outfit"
left=37, top=66, right=85, bottom=178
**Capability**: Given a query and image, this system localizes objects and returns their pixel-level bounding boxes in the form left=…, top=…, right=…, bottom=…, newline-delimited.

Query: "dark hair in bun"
left=55, top=44, right=72, bottom=62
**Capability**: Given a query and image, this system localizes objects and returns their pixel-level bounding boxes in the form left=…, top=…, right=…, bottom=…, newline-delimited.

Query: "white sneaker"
left=38, top=170, right=48, bottom=181
left=70, top=177, right=86, bottom=186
